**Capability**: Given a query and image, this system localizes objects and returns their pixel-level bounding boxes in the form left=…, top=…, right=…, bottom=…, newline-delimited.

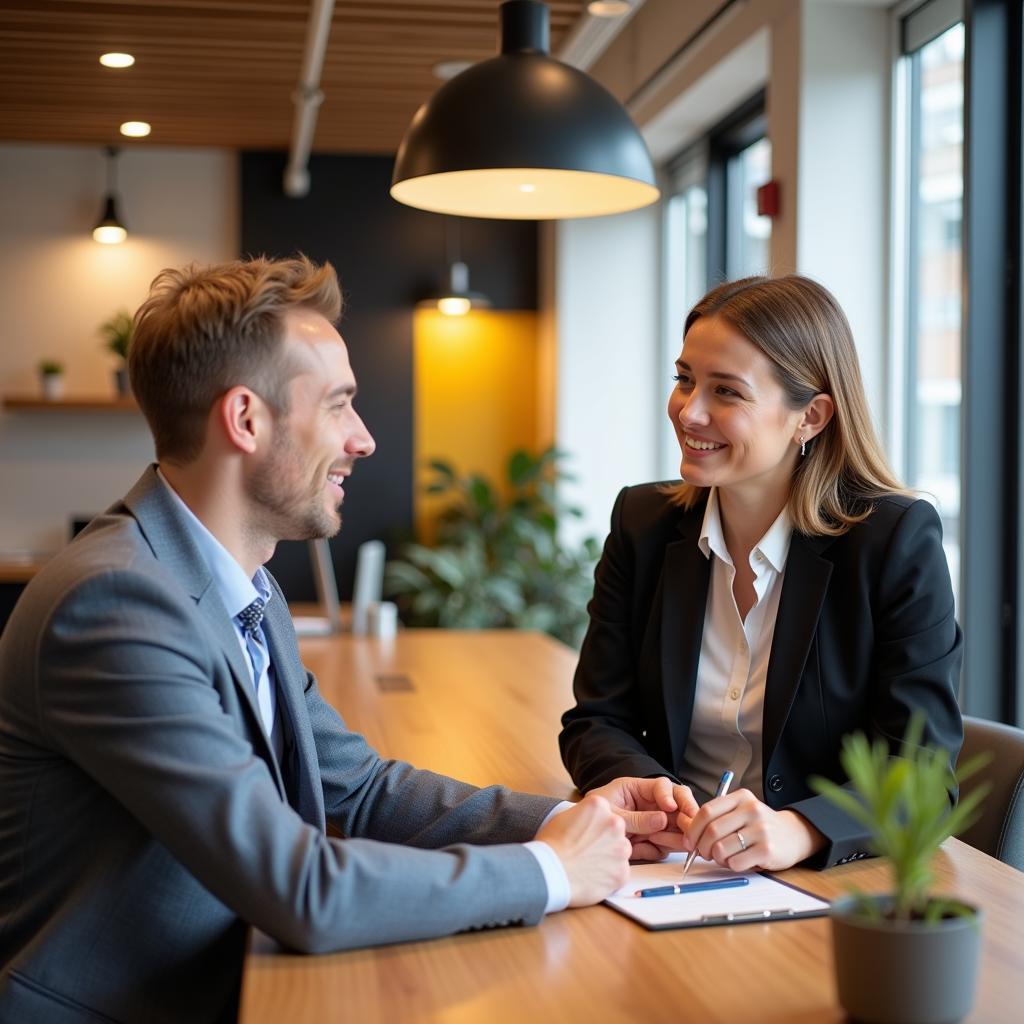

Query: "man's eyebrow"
left=676, top=360, right=752, bottom=387
left=325, top=384, right=357, bottom=400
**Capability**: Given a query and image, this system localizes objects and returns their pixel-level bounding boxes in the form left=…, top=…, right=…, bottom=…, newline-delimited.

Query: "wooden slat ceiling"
left=0, top=0, right=589, bottom=153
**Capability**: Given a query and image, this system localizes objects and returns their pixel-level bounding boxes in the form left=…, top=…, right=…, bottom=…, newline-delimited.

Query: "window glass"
left=726, top=136, right=772, bottom=278
left=906, top=22, right=964, bottom=599
left=662, top=184, right=708, bottom=478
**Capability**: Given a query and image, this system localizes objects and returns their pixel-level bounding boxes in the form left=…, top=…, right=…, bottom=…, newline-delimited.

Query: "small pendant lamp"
left=391, top=0, right=659, bottom=220
left=417, top=219, right=492, bottom=316
left=92, top=146, right=128, bottom=244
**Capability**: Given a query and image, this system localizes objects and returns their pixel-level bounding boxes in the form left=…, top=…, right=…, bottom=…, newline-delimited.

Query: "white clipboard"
left=604, top=853, right=830, bottom=930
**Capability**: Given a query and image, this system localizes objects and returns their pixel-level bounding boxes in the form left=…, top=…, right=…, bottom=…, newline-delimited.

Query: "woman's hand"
left=677, top=789, right=827, bottom=872
left=587, top=776, right=700, bottom=861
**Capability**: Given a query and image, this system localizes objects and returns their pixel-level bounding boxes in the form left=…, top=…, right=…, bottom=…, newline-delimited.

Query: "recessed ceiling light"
left=587, top=1, right=633, bottom=16
left=100, top=52, right=135, bottom=69
left=120, top=121, right=151, bottom=138
left=432, top=59, right=473, bottom=81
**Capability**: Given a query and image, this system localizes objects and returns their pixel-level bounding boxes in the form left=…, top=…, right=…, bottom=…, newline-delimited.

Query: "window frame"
left=706, top=89, right=768, bottom=283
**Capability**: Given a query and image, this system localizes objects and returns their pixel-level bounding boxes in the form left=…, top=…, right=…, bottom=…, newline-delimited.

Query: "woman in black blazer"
left=559, top=275, right=963, bottom=872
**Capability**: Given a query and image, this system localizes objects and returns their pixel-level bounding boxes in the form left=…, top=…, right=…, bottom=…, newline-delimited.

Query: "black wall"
left=240, top=152, right=537, bottom=600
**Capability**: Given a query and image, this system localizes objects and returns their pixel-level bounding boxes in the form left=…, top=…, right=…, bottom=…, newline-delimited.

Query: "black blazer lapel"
left=659, top=513, right=711, bottom=769
left=762, top=533, right=834, bottom=768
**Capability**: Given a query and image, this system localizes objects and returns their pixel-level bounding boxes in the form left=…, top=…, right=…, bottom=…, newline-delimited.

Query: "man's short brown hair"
left=129, top=254, right=342, bottom=462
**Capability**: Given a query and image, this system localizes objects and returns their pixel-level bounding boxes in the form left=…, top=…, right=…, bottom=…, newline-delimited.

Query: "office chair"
left=956, top=715, right=1024, bottom=871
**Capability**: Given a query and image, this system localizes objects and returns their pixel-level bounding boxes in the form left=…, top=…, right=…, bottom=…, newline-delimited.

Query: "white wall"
left=0, top=144, right=237, bottom=554
left=554, top=204, right=662, bottom=545
left=796, top=1, right=891, bottom=422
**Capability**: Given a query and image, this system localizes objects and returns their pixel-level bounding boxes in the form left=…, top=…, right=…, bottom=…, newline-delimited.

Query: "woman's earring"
left=799, top=435, right=806, bottom=457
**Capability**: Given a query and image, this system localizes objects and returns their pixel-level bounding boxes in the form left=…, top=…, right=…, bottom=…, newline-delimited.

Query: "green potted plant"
left=385, top=447, right=600, bottom=648
left=37, top=359, right=65, bottom=400
left=98, top=309, right=134, bottom=396
left=810, top=715, right=991, bottom=1024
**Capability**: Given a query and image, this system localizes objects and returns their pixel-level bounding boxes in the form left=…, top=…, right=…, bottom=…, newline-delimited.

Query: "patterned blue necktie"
left=237, top=598, right=274, bottom=737
left=237, top=598, right=265, bottom=636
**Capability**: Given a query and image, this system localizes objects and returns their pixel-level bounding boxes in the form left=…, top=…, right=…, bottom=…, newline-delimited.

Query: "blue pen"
left=635, top=876, right=749, bottom=898
left=679, top=769, right=734, bottom=882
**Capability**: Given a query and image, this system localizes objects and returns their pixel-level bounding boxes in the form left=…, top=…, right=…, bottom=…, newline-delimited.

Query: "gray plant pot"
left=831, top=895, right=982, bottom=1023
left=114, top=366, right=131, bottom=397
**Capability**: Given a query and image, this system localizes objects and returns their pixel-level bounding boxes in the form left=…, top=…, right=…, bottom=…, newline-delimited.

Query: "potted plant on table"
left=99, top=309, right=134, bottom=396
left=37, top=359, right=65, bottom=400
left=810, top=715, right=991, bottom=1024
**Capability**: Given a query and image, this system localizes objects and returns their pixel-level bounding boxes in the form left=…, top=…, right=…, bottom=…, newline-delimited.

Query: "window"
left=661, top=150, right=709, bottom=478
left=895, top=8, right=965, bottom=601
left=725, top=135, right=772, bottom=279
left=708, top=92, right=771, bottom=282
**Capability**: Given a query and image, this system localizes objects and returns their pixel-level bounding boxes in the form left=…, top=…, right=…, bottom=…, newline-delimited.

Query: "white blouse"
left=678, top=488, right=792, bottom=802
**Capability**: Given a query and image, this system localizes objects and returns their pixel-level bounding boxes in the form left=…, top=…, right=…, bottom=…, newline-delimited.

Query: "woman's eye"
left=672, top=374, right=691, bottom=386
left=716, top=386, right=738, bottom=398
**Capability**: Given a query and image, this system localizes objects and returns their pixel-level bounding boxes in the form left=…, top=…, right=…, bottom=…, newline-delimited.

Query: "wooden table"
left=239, top=630, right=1024, bottom=1023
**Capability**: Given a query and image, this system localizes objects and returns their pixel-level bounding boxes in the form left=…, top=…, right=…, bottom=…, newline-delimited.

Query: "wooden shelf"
left=0, top=557, right=48, bottom=583
left=2, top=395, right=139, bottom=413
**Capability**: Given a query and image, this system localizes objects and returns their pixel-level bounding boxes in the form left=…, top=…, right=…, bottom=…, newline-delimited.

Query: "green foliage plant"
left=385, top=447, right=600, bottom=648
left=38, top=359, right=64, bottom=376
left=99, top=310, right=134, bottom=361
left=810, top=713, right=991, bottom=924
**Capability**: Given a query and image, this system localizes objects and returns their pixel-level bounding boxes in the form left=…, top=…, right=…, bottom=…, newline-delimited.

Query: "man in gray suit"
left=0, top=256, right=693, bottom=1024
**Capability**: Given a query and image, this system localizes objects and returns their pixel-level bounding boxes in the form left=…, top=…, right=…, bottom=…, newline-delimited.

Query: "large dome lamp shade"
left=390, top=0, right=659, bottom=220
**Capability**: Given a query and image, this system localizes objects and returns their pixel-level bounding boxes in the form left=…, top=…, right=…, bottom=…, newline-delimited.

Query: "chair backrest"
left=956, top=715, right=1024, bottom=871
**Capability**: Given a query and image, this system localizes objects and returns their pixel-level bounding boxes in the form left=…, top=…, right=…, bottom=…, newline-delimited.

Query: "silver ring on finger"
left=736, top=831, right=748, bottom=852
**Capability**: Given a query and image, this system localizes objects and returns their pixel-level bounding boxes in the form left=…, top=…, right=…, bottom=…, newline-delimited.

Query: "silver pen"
left=679, top=769, right=734, bottom=881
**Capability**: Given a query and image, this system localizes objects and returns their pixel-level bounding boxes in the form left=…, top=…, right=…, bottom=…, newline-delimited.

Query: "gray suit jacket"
left=0, top=467, right=557, bottom=1024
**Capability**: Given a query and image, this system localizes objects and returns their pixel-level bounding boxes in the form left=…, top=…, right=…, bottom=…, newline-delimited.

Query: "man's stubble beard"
left=247, top=425, right=342, bottom=544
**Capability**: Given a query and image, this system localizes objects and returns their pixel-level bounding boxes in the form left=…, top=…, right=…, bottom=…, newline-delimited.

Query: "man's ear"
left=798, top=393, right=835, bottom=443
left=216, top=386, right=267, bottom=454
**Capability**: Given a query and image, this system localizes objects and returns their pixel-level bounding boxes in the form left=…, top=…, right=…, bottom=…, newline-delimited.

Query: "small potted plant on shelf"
left=98, top=309, right=134, bottom=396
left=810, top=715, right=991, bottom=1024
left=37, top=359, right=65, bottom=400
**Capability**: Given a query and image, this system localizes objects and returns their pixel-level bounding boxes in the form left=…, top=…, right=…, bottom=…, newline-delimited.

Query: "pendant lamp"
left=391, top=0, right=659, bottom=220
left=418, top=219, right=492, bottom=315
left=93, top=146, right=128, bottom=244
left=428, top=261, right=493, bottom=316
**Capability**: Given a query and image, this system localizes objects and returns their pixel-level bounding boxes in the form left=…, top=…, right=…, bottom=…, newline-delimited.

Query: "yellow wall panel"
left=413, top=309, right=541, bottom=540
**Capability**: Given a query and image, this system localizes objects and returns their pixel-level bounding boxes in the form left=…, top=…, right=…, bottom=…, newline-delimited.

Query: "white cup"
left=366, top=600, right=398, bottom=639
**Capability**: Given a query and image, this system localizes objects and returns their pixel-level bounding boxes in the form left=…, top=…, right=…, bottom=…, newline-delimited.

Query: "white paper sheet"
left=604, top=853, right=830, bottom=930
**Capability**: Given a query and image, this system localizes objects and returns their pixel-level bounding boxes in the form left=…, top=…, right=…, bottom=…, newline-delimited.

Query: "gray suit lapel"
left=121, top=466, right=286, bottom=793
left=263, top=598, right=325, bottom=827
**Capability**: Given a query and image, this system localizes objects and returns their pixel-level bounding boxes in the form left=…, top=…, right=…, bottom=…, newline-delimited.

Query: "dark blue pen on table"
left=635, top=876, right=749, bottom=899
left=679, top=769, right=734, bottom=882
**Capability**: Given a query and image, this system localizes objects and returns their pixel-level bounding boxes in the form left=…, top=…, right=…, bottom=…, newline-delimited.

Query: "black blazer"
left=559, top=484, right=964, bottom=869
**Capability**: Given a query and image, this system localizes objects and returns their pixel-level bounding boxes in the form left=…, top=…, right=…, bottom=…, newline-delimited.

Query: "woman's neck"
left=716, top=482, right=790, bottom=562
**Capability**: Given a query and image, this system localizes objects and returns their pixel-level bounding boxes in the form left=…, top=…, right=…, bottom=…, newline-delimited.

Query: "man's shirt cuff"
left=523, top=841, right=571, bottom=914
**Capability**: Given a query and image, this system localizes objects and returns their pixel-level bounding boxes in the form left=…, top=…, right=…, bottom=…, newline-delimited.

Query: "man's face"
left=247, top=309, right=375, bottom=542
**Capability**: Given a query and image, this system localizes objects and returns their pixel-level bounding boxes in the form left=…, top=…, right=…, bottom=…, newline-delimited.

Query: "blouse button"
left=729, top=688, right=740, bottom=700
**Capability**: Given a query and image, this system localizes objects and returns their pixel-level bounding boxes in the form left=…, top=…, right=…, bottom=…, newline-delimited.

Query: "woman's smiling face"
left=668, top=315, right=806, bottom=499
